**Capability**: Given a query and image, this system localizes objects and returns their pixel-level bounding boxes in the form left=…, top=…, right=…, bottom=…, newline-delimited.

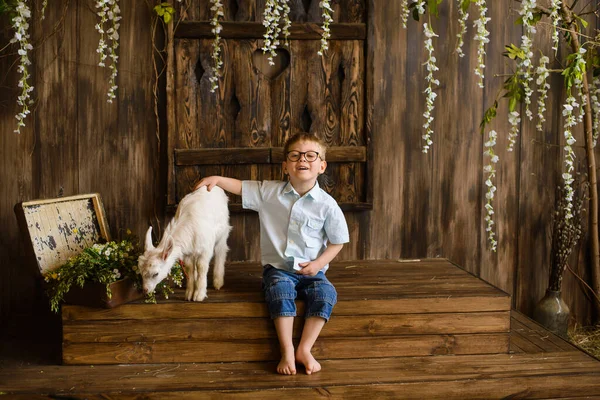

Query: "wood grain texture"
left=62, top=333, right=509, bottom=364
left=3, top=352, right=600, bottom=396
left=1, top=0, right=598, bottom=330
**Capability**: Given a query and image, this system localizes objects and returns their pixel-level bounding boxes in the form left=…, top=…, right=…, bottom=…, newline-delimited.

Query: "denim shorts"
left=262, top=265, right=337, bottom=322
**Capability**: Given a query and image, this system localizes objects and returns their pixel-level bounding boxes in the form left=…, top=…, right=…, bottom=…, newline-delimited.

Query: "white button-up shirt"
left=242, top=180, right=350, bottom=272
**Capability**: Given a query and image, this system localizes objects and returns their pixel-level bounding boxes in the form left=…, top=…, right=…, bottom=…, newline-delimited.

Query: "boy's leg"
left=274, top=317, right=296, bottom=375
left=297, top=273, right=337, bottom=374
left=262, top=266, right=299, bottom=375
left=296, top=317, right=326, bottom=374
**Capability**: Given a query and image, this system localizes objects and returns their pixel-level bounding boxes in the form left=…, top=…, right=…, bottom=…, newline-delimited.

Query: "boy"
left=195, top=132, right=349, bottom=375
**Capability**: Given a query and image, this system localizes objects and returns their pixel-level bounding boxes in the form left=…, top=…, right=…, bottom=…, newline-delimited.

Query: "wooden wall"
left=0, top=0, right=597, bottom=325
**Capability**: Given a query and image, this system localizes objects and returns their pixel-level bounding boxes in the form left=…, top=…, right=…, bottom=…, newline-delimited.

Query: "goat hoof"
left=193, top=292, right=207, bottom=302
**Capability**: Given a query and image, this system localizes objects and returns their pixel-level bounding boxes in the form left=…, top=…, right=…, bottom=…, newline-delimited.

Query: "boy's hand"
left=194, top=176, right=220, bottom=191
left=296, top=261, right=322, bottom=276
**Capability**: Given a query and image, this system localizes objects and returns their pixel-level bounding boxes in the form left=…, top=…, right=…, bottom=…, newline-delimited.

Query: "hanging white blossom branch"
left=422, top=22, right=439, bottom=153
left=281, top=0, right=292, bottom=45
left=455, top=0, right=469, bottom=58
left=484, top=129, right=499, bottom=252
left=592, top=75, right=600, bottom=147
left=572, top=49, right=587, bottom=125
left=318, top=0, right=334, bottom=56
left=549, top=0, right=562, bottom=53
left=416, top=0, right=426, bottom=15
left=401, top=0, right=410, bottom=29
left=262, top=0, right=283, bottom=65
left=40, top=0, right=48, bottom=20
left=535, top=55, right=550, bottom=132
left=95, top=1, right=109, bottom=68
left=95, top=0, right=121, bottom=103
left=106, top=0, right=121, bottom=103
left=11, top=0, right=34, bottom=134
left=507, top=110, right=521, bottom=151
left=472, top=0, right=490, bottom=88
left=518, top=0, right=536, bottom=120
left=210, top=0, right=224, bottom=92
left=562, top=93, right=579, bottom=221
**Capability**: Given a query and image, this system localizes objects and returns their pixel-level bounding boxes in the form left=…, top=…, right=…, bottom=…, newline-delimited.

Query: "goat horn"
left=145, top=227, right=154, bottom=250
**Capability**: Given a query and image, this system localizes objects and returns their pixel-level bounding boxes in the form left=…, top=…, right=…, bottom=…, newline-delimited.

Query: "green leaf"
left=412, top=7, right=420, bottom=21
left=480, top=101, right=498, bottom=134
left=427, top=0, right=443, bottom=17
left=573, top=13, right=588, bottom=28
left=508, top=97, right=517, bottom=113
left=154, top=5, right=165, bottom=16
left=163, top=11, right=172, bottom=24
left=460, top=0, right=471, bottom=13
left=503, top=44, right=525, bottom=61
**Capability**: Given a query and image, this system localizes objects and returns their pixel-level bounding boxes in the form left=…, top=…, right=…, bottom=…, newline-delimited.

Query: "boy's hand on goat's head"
left=296, top=261, right=322, bottom=276
left=194, top=176, right=219, bottom=192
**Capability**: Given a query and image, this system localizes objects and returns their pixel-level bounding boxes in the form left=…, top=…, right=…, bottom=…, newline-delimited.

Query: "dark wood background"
left=1, top=0, right=598, bottom=326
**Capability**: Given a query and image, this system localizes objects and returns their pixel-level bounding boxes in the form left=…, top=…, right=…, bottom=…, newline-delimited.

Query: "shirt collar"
left=282, top=181, right=322, bottom=200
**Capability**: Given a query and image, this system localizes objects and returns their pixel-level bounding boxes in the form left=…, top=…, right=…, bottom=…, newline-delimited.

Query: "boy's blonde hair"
left=283, top=132, right=327, bottom=160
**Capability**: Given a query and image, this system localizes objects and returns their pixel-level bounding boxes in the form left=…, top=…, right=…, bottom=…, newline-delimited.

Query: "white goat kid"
left=138, top=186, right=231, bottom=302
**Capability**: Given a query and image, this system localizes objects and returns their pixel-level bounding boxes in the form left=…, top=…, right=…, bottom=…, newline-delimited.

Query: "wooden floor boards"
left=1, top=259, right=599, bottom=398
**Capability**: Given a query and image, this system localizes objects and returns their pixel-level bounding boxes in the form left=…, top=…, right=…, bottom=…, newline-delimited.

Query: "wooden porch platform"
left=1, top=259, right=600, bottom=398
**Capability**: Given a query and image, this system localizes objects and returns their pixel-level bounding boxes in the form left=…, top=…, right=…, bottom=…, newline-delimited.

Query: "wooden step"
left=61, top=259, right=511, bottom=364
left=3, top=351, right=600, bottom=398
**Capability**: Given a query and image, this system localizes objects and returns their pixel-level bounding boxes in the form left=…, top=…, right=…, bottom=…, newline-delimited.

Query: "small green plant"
left=43, top=237, right=183, bottom=312
left=154, top=2, right=175, bottom=24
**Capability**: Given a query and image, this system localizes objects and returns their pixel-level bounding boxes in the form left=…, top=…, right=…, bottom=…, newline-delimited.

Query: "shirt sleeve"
left=241, top=181, right=263, bottom=212
left=324, top=205, right=350, bottom=245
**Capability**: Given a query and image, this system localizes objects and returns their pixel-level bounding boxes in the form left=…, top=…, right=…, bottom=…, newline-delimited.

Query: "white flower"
left=483, top=130, right=498, bottom=251
left=507, top=111, right=521, bottom=151
left=421, top=23, right=439, bottom=153
left=11, top=0, right=34, bottom=134
left=473, top=0, right=490, bottom=88
left=95, top=0, right=120, bottom=102
left=591, top=76, right=600, bottom=147
left=318, top=0, right=334, bottom=56
left=401, top=0, right=410, bottom=29
left=518, top=0, right=536, bottom=121
left=562, top=95, right=579, bottom=221
left=210, top=0, right=225, bottom=93
left=455, top=0, right=469, bottom=57
left=535, top=55, right=550, bottom=131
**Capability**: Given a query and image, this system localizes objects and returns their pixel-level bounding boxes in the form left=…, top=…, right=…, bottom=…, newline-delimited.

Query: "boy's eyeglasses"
left=286, top=151, right=321, bottom=162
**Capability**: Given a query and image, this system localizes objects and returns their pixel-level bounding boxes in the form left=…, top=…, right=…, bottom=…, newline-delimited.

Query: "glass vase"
left=532, top=288, right=570, bottom=339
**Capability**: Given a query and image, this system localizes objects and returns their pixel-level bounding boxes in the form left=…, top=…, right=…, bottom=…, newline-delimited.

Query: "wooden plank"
left=175, top=22, right=367, bottom=40
left=63, top=294, right=510, bottom=321
left=271, top=146, right=367, bottom=163
left=175, top=146, right=367, bottom=166
left=479, top=0, right=520, bottom=299
left=3, top=352, right=600, bottom=394
left=366, top=0, right=431, bottom=259
left=63, top=312, right=509, bottom=343
left=511, top=311, right=575, bottom=352
left=27, top=376, right=600, bottom=399
left=510, top=319, right=565, bottom=353
left=62, top=333, right=509, bottom=364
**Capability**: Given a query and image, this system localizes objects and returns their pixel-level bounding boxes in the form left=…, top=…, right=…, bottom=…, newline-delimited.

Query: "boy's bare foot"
left=277, top=347, right=297, bottom=375
left=296, top=347, right=321, bottom=375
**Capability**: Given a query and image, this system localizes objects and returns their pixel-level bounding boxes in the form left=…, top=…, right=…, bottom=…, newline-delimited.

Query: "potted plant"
left=43, top=237, right=184, bottom=313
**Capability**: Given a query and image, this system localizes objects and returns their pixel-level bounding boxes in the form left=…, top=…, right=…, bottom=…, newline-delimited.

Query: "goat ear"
left=162, top=237, right=173, bottom=261
left=145, top=227, right=154, bottom=251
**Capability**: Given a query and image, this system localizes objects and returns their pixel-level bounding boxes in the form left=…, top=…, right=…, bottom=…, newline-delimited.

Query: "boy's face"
left=283, top=140, right=327, bottom=187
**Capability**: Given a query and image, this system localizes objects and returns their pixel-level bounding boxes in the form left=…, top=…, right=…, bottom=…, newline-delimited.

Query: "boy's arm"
left=296, top=243, right=344, bottom=276
left=195, top=176, right=242, bottom=196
